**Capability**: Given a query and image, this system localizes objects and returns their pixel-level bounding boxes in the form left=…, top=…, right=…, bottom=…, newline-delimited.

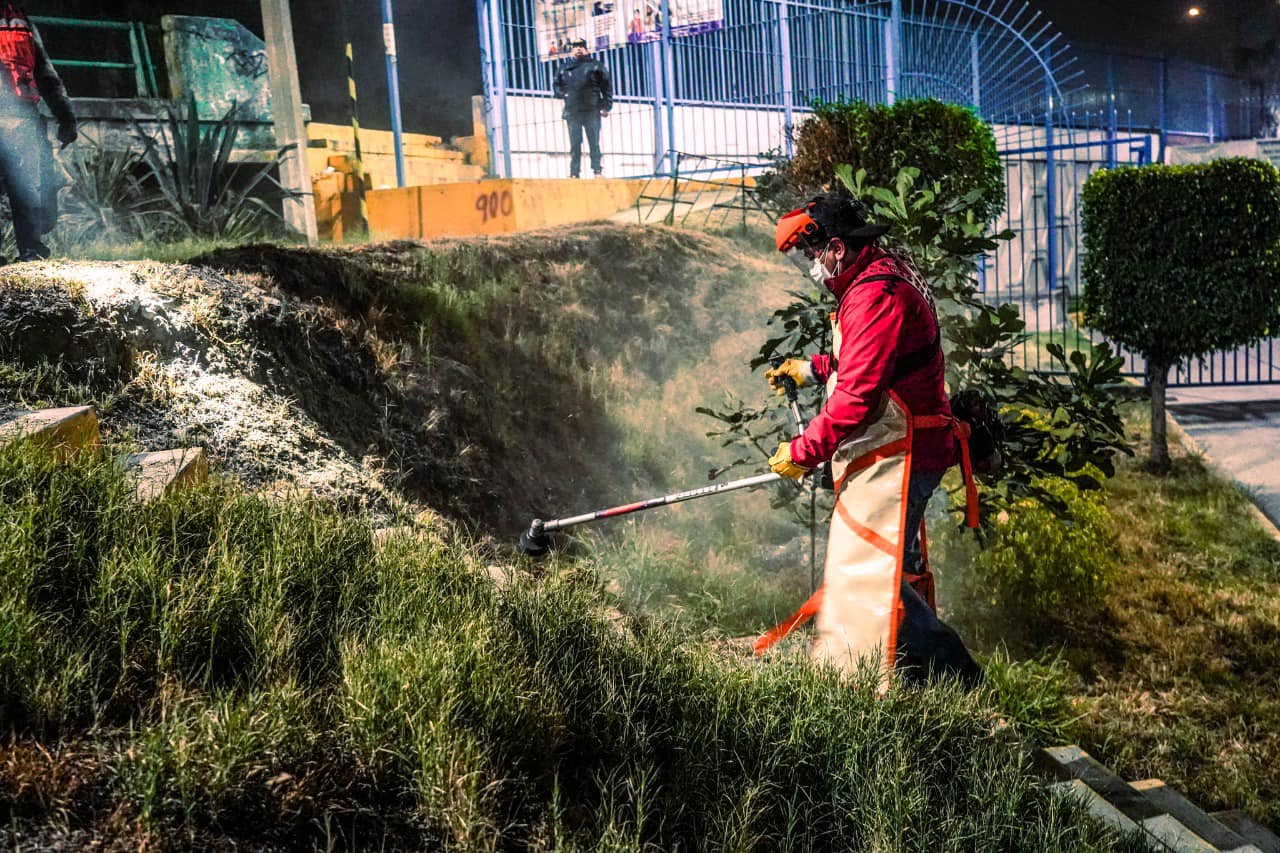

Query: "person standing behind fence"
left=0, top=3, right=75, bottom=262
left=553, top=38, right=611, bottom=179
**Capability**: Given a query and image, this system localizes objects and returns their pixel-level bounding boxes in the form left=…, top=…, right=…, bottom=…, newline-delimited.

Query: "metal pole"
left=260, top=0, right=318, bottom=242
left=651, top=39, right=666, bottom=174
left=779, top=0, right=795, bottom=157
left=1206, top=70, right=1215, bottom=144
left=488, top=0, right=513, bottom=179
left=970, top=31, right=980, bottom=111
left=1158, top=54, right=1168, bottom=163
left=661, top=0, right=676, bottom=174
left=381, top=0, right=407, bottom=187
left=1044, top=83, right=1057, bottom=295
left=1106, top=53, right=1116, bottom=169
left=886, top=0, right=902, bottom=105
left=339, top=0, right=367, bottom=232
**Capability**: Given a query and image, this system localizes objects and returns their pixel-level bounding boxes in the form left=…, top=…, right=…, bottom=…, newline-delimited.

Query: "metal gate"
left=988, top=124, right=1280, bottom=387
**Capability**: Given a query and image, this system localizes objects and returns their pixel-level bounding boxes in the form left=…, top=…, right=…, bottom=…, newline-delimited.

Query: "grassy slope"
left=0, top=226, right=1148, bottom=848
left=0, top=442, right=1139, bottom=850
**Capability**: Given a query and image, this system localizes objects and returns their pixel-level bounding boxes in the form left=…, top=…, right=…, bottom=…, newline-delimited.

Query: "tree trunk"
left=1147, top=359, right=1171, bottom=473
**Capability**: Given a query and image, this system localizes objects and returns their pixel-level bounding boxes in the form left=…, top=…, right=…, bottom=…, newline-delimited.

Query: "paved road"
left=1167, top=385, right=1280, bottom=529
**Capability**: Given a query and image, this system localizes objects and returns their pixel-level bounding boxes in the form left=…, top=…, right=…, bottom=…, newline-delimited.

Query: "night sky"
left=33, top=0, right=1280, bottom=138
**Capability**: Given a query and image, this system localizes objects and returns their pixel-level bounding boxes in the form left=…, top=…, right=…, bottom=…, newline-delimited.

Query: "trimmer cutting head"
left=516, top=519, right=552, bottom=557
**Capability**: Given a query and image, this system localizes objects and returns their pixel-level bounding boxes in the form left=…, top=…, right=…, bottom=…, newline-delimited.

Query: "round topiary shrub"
left=1082, top=157, right=1280, bottom=470
left=759, top=98, right=1004, bottom=224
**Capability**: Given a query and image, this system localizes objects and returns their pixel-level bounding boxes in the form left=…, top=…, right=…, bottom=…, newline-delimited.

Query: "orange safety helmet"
left=774, top=207, right=822, bottom=253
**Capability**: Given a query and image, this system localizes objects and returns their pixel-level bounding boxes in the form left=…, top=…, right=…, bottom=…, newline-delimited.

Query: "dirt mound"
left=0, top=224, right=791, bottom=534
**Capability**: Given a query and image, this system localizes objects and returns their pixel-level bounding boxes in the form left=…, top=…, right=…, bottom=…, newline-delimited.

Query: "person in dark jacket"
left=0, top=3, right=75, bottom=262
left=553, top=38, right=612, bottom=179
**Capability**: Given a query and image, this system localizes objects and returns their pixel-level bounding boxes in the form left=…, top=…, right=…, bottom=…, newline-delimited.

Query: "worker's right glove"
left=765, top=358, right=815, bottom=396
left=769, top=441, right=808, bottom=482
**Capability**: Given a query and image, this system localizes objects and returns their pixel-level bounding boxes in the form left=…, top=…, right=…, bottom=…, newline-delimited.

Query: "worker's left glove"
left=56, top=121, right=77, bottom=148
left=765, top=358, right=815, bottom=396
left=769, top=441, right=808, bottom=482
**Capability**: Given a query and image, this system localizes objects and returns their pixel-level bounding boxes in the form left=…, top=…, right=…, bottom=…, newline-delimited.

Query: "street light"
left=1186, top=5, right=1202, bottom=18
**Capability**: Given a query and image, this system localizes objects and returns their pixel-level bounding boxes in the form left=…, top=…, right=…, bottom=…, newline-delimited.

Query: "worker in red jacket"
left=757, top=194, right=982, bottom=689
left=0, top=3, right=76, bottom=262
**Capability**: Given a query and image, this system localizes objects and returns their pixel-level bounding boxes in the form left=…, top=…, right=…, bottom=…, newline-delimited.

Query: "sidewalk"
left=1167, top=385, right=1280, bottom=530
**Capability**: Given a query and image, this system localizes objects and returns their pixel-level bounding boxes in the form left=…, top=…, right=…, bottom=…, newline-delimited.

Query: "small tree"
left=1082, top=158, right=1280, bottom=471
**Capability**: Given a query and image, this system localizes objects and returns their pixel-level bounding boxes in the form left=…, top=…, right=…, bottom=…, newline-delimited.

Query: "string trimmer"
left=517, top=365, right=808, bottom=557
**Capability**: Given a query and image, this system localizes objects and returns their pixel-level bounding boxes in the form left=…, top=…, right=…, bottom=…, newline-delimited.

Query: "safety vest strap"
left=913, top=414, right=980, bottom=529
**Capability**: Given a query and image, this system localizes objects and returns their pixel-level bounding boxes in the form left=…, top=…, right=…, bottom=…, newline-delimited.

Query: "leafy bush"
left=54, top=137, right=148, bottom=246
left=968, top=476, right=1119, bottom=610
left=1082, top=157, right=1280, bottom=470
left=759, top=99, right=1004, bottom=224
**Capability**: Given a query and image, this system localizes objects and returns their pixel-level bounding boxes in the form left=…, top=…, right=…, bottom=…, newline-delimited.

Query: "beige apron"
left=754, top=316, right=912, bottom=688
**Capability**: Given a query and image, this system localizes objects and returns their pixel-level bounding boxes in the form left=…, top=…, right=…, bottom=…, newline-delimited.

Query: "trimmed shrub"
left=760, top=98, right=1004, bottom=223
left=1082, top=158, right=1280, bottom=469
left=968, top=476, right=1119, bottom=612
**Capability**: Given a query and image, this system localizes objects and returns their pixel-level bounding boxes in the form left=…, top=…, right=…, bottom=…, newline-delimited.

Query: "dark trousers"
left=0, top=116, right=51, bottom=261
left=895, top=468, right=984, bottom=688
left=565, top=110, right=602, bottom=177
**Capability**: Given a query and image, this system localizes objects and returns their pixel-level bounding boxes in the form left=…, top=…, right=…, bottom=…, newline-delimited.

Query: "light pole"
left=382, top=0, right=407, bottom=187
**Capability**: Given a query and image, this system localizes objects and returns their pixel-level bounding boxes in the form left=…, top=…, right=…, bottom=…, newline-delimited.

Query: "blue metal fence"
left=477, top=0, right=1276, bottom=386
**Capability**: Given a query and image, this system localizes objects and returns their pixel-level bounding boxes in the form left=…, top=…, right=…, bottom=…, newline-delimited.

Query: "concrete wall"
left=366, top=178, right=648, bottom=240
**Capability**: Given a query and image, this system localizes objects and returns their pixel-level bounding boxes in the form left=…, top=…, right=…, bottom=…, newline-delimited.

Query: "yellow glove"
left=765, top=359, right=814, bottom=396
left=769, top=442, right=808, bottom=481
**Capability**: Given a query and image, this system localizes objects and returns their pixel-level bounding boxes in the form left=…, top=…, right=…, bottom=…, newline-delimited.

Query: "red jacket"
left=789, top=245, right=956, bottom=474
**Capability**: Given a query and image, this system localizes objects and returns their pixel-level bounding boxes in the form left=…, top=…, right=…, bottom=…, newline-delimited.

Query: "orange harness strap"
left=753, top=587, right=823, bottom=656
left=754, top=410, right=978, bottom=657
left=914, top=415, right=980, bottom=529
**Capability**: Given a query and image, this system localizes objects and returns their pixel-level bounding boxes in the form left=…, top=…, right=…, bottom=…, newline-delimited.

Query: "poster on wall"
left=537, top=0, right=724, bottom=60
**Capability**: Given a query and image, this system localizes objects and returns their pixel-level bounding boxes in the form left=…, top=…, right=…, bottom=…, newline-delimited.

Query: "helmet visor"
left=783, top=233, right=832, bottom=276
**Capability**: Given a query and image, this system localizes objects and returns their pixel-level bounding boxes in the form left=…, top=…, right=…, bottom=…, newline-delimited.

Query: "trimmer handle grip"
left=768, top=356, right=801, bottom=403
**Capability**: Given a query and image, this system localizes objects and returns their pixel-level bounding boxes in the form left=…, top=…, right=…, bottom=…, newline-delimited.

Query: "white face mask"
left=808, top=256, right=828, bottom=285
left=809, top=243, right=840, bottom=285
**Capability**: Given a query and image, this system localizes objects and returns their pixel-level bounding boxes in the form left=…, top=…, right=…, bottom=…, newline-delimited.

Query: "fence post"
left=1105, top=53, right=1117, bottom=169
left=970, top=31, right=981, bottom=111
left=1158, top=54, right=1168, bottom=163
left=1206, top=71, right=1215, bottom=144
left=1044, top=84, right=1057, bottom=295
left=487, top=0, right=513, bottom=178
left=661, top=0, right=676, bottom=174
left=779, top=0, right=794, bottom=158
left=885, top=0, right=902, bottom=105
left=650, top=39, right=666, bottom=174
left=475, top=0, right=499, bottom=178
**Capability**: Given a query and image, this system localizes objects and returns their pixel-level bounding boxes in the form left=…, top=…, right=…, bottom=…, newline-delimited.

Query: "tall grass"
left=0, top=440, right=1138, bottom=849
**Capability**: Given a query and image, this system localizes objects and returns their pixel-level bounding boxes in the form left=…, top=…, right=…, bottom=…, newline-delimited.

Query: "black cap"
left=569, top=37, right=588, bottom=48
left=805, top=193, right=890, bottom=243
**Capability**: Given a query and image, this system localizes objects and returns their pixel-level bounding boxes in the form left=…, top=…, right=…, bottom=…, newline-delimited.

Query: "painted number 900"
left=475, top=190, right=514, bottom=223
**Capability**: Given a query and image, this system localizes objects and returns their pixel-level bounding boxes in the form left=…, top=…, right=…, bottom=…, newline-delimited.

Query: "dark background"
left=31, top=0, right=1280, bottom=138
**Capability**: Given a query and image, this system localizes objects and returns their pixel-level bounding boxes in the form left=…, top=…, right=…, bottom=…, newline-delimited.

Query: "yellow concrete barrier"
left=367, top=178, right=650, bottom=240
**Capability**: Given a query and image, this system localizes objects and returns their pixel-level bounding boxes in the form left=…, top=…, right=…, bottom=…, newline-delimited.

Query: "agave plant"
left=55, top=136, right=151, bottom=245
left=132, top=94, right=294, bottom=241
